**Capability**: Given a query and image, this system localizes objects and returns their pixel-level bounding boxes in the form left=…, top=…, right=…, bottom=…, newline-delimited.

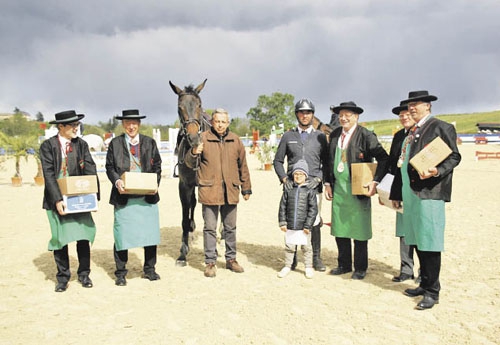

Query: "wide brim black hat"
left=392, top=101, right=409, bottom=115
left=401, top=90, right=438, bottom=104
left=115, top=109, right=146, bottom=120
left=49, top=110, right=85, bottom=124
left=332, top=101, right=364, bottom=115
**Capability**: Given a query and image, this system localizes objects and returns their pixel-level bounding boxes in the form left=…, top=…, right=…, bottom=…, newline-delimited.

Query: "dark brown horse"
left=312, top=115, right=333, bottom=140
left=169, top=79, right=210, bottom=266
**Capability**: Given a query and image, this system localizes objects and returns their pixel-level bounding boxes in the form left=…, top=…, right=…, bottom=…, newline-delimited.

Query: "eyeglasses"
left=338, top=113, right=355, bottom=119
left=65, top=122, right=81, bottom=128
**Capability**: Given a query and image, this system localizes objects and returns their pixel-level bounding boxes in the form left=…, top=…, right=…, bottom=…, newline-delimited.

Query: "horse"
left=81, top=134, right=105, bottom=152
left=169, top=79, right=210, bottom=266
left=312, top=115, right=334, bottom=140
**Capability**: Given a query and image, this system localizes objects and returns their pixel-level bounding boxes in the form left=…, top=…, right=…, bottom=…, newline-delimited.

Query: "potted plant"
left=0, top=133, right=38, bottom=186
left=256, top=143, right=276, bottom=171
left=33, top=144, right=45, bottom=186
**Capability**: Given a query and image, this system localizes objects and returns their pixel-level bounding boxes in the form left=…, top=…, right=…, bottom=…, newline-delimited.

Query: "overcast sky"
left=1, top=0, right=499, bottom=125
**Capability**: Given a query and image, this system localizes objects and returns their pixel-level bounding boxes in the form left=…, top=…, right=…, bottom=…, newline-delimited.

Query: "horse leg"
left=176, top=180, right=192, bottom=266
left=176, top=178, right=197, bottom=267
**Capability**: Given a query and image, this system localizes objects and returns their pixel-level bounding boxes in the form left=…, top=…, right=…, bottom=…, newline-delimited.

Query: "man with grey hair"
left=391, top=91, right=461, bottom=310
left=187, top=108, right=252, bottom=278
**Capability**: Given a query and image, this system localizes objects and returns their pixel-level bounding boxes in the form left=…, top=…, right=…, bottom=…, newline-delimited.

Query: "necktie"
left=340, top=132, right=347, bottom=149
left=397, top=125, right=416, bottom=168
left=301, top=131, right=308, bottom=142
left=63, top=142, right=71, bottom=177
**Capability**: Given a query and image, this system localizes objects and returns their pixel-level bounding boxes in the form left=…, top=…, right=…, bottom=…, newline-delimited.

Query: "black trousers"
left=53, top=240, right=91, bottom=283
left=335, top=237, right=368, bottom=272
left=416, top=249, right=441, bottom=298
left=113, top=244, right=157, bottom=278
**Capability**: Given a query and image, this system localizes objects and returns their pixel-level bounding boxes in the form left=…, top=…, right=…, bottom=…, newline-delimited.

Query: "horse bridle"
left=178, top=92, right=203, bottom=143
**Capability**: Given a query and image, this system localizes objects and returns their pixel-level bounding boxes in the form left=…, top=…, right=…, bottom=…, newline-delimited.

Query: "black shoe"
left=143, top=271, right=161, bottom=281
left=392, top=273, right=414, bottom=282
left=404, top=287, right=425, bottom=297
left=55, top=282, right=68, bottom=292
left=313, top=259, right=326, bottom=272
left=351, top=270, right=366, bottom=280
left=415, top=295, right=439, bottom=310
left=115, top=276, right=127, bottom=286
left=78, top=276, right=93, bottom=288
left=329, top=267, right=352, bottom=275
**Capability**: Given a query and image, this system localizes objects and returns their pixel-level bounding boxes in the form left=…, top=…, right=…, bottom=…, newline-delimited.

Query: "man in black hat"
left=386, top=101, right=419, bottom=283
left=105, top=109, right=162, bottom=286
left=40, top=110, right=99, bottom=292
left=391, top=91, right=461, bottom=310
left=273, top=98, right=329, bottom=272
left=324, top=101, right=389, bottom=280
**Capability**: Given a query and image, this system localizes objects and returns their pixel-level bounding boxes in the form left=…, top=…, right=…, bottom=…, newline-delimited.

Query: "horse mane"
left=184, top=85, right=196, bottom=94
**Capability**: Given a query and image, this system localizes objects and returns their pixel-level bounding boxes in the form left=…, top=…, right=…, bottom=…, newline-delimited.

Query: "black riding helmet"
left=295, top=99, right=315, bottom=114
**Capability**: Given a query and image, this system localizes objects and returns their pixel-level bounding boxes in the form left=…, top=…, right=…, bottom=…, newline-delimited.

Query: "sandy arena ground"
left=0, top=143, right=499, bottom=345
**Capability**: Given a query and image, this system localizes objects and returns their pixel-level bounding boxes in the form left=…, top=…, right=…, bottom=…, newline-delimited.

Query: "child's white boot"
left=277, top=267, right=291, bottom=278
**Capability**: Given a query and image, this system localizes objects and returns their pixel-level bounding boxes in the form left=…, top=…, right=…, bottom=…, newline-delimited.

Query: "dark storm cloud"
left=0, top=1, right=499, bottom=125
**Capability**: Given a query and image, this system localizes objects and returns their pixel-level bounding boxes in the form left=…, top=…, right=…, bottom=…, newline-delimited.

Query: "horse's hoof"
left=176, top=260, right=187, bottom=267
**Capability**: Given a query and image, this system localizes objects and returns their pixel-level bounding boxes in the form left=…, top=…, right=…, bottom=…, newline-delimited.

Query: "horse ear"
left=169, top=80, right=183, bottom=95
left=194, top=79, right=207, bottom=94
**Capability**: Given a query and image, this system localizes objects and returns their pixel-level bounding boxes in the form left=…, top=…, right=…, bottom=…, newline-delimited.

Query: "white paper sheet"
left=376, top=173, right=403, bottom=214
left=285, top=230, right=308, bottom=245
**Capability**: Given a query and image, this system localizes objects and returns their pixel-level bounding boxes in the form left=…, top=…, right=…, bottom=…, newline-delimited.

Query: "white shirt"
left=126, top=133, right=140, bottom=145
left=297, top=125, right=313, bottom=135
left=338, top=124, right=357, bottom=149
left=58, top=135, right=71, bottom=158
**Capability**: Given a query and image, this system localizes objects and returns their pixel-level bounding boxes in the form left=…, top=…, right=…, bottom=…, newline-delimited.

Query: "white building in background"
left=0, top=111, right=33, bottom=121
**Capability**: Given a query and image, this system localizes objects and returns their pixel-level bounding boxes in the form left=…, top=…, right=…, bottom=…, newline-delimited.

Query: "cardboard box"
left=57, top=175, right=98, bottom=196
left=409, top=136, right=452, bottom=175
left=351, top=162, right=377, bottom=195
left=63, top=193, right=98, bottom=214
left=121, top=172, right=158, bottom=195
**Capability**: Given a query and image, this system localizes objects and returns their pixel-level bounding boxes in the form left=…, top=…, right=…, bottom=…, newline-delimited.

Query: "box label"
left=63, top=193, right=98, bottom=214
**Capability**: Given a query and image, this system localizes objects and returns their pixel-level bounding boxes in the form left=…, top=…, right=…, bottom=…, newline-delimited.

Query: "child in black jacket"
left=278, top=160, right=318, bottom=278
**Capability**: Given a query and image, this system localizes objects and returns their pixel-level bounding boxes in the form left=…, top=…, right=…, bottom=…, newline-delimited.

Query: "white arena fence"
left=91, top=150, right=178, bottom=178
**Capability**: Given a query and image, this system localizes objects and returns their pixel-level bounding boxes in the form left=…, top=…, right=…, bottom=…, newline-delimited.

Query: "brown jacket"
left=186, top=128, right=252, bottom=205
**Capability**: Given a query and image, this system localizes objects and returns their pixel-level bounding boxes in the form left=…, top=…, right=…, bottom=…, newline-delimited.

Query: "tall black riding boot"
left=291, top=249, right=298, bottom=271
left=311, top=225, right=326, bottom=271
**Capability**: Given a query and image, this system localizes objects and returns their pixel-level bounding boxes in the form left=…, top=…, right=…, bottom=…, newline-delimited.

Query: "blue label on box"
left=63, top=193, right=98, bottom=213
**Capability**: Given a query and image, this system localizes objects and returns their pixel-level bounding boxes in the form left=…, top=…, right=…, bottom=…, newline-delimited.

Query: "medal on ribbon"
left=337, top=161, right=344, bottom=173
left=338, top=150, right=346, bottom=172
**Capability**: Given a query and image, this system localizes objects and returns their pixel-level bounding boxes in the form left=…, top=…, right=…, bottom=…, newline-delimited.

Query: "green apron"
left=48, top=163, right=96, bottom=251
left=113, top=198, right=160, bottom=251
left=47, top=210, right=96, bottom=250
left=401, top=143, right=445, bottom=251
left=113, top=143, right=160, bottom=251
left=395, top=213, right=405, bottom=237
left=331, top=146, right=372, bottom=241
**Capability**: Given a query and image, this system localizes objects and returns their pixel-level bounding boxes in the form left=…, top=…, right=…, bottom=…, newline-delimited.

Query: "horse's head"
left=169, top=79, right=207, bottom=147
left=312, top=115, right=333, bottom=141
